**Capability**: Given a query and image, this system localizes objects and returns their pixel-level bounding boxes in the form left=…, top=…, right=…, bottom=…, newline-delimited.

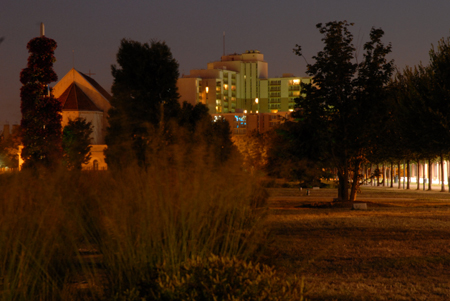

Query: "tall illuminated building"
left=177, top=50, right=311, bottom=114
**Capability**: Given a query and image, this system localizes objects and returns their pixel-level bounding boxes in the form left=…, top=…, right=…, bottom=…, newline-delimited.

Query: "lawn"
left=262, top=186, right=450, bottom=300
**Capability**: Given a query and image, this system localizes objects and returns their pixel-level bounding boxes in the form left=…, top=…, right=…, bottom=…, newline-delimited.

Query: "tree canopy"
left=105, top=39, right=180, bottom=169
left=20, top=36, right=62, bottom=169
left=293, top=21, right=394, bottom=201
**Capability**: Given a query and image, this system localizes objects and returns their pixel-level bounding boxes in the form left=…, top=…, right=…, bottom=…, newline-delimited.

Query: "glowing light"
left=244, top=110, right=247, bottom=114
left=293, top=79, right=300, bottom=84
left=256, top=110, right=259, bottom=113
left=206, top=87, right=209, bottom=93
left=289, top=109, right=294, bottom=112
left=255, top=98, right=259, bottom=104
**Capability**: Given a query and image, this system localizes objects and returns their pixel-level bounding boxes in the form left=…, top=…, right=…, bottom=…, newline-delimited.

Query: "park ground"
left=262, top=185, right=450, bottom=300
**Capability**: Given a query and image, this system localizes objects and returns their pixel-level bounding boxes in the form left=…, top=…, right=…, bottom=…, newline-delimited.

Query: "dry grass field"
left=261, top=186, right=450, bottom=301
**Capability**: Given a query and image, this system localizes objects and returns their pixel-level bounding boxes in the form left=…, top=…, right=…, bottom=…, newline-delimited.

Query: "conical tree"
left=20, top=34, right=62, bottom=169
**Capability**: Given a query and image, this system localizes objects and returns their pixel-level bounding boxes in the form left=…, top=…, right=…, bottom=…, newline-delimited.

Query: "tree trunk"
left=397, top=161, right=401, bottom=189
left=375, top=164, right=380, bottom=187
left=343, top=164, right=349, bottom=201
left=428, top=158, right=432, bottom=191
left=448, top=160, right=450, bottom=192
left=403, top=160, right=406, bottom=189
left=441, top=154, right=445, bottom=192
left=349, top=161, right=360, bottom=201
left=406, top=160, right=410, bottom=189
left=390, top=162, right=394, bottom=188
left=382, top=163, right=386, bottom=187
left=417, top=161, right=421, bottom=190
left=337, top=168, right=348, bottom=201
left=424, top=161, right=427, bottom=191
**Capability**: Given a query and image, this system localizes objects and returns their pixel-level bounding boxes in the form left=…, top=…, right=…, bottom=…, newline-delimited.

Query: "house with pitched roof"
left=52, top=68, right=111, bottom=170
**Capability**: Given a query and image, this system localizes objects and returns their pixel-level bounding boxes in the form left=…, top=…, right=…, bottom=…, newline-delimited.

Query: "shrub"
left=115, top=255, right=307, bottom=301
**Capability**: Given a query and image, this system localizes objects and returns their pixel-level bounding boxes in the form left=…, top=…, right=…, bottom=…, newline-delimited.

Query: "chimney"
left=40, top=23, right=45, bottom=37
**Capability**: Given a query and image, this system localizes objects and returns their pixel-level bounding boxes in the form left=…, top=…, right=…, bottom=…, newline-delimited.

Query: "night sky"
left=1, top=0, right=449, bottom=125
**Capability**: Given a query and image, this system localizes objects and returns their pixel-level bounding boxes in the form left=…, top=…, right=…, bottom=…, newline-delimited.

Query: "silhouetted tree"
left=105, top=39, right=180, bottom=169
left=62, top=118, right=93, bottom=170
left=293, top=21, right=393, bottom=201
left=20, top=36, right=62, bottom=169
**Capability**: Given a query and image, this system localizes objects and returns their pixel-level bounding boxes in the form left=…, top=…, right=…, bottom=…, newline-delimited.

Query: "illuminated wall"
left=177, top=50, right=312, bottom=114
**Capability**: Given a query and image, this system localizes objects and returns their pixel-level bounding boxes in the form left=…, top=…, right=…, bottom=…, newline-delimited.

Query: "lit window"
left=206, top=87, right=209, bottom=93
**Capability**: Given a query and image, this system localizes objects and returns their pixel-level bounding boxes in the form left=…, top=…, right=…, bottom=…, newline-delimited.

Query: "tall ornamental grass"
left=0, top=170, right=103, bottom=300
left=96, top=141, right=269, bottom=295
left=0, top=139, right=269, bottom=300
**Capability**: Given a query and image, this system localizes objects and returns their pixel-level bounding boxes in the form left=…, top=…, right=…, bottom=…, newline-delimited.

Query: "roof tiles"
left=58, top=83, right=102, bottom=112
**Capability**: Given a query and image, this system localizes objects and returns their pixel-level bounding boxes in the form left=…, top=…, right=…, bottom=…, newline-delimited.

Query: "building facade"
left=177, top=50, right=312, bottom=115
left=52, top=69, right=111, bottom=170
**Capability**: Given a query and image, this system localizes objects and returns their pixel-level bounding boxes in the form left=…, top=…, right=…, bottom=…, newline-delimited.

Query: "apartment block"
left=177, top=50, right=312, bottom=114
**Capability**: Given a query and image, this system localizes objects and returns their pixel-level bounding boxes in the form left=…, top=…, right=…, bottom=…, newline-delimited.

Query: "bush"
left=116, top=255, right=307, bottom=301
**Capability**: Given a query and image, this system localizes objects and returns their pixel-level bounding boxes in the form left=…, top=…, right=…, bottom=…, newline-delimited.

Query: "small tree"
left=20, top=35, right=62, bottom=169
left=62, top=118, right=93, bottom=170
left=0, top=128, right=20, bottom=168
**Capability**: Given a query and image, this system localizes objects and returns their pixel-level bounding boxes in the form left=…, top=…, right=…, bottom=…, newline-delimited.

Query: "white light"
left=206, top=87, right=209, bottom=93
left=255, top=98, right=259, bottom=104
left=256, top=110, right=259, bottom=113
left=244, top=110, right=247, bottom=114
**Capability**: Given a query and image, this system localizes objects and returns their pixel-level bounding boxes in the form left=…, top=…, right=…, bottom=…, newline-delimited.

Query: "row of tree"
left=375, top=36, right=450, bottom=192
left=265, top=21, right=450, bottom=201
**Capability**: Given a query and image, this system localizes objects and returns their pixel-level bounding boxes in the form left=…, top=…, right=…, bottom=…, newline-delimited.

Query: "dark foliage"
left=293, top=21, right=393, bottom=201
left=105, top=39, right=180, bottom=169
left=105, top=40, right=236, bottom=170
left=20, top=36, right=62, bottom=169
left=62, top=118, right=93, bottom=170
left=0, top=127, right=20, bottom=168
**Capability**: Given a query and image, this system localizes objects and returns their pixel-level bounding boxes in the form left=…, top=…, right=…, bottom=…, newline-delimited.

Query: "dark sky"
left=1, top=0, right=450, bottom=125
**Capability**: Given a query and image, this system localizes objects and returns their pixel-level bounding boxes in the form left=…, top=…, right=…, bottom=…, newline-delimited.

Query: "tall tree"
left=62, top=118, right=93, bottom=170
left=396, top=38, right=450, bottom=192
left=20, top=35, right=62, bottom=169
left=105, top=39, right=180, bottom=169
left=428, top=37, right=450, bottom=191
left=293, top=21, right=393, bottom=201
